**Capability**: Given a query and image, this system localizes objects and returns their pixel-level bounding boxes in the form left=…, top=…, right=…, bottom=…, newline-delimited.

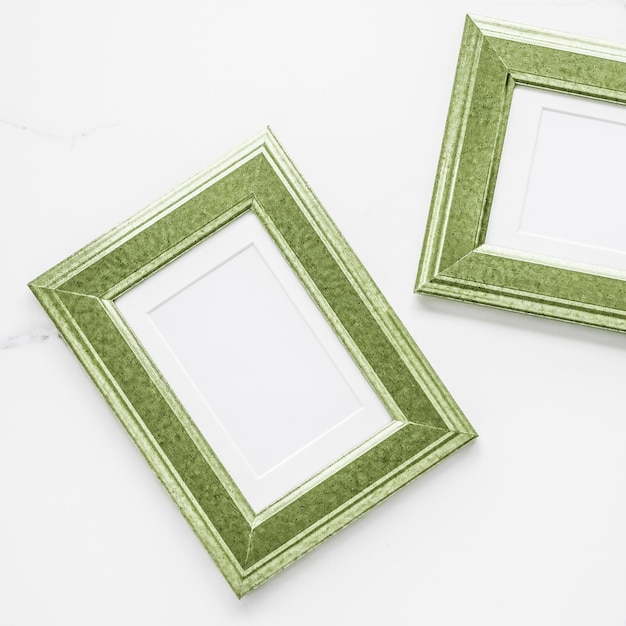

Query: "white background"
left=2, top=1, right=626, bottom=625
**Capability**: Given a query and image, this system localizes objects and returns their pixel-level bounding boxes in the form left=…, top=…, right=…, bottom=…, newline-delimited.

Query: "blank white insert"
left=486, top=85, right=626, bottom=274
left=116, top=211, right=392, bottom=512
left=149, top=244, right=362, bottom=476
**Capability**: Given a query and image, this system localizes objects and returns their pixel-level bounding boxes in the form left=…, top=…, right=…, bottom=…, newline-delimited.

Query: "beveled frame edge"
left=30, top=128, right=476, bottom=596
left=415, top=15, right=626, bottom=332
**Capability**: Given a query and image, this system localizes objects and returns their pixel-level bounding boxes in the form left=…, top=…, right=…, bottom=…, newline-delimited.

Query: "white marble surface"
left=2, top=1, right=626, bottom=624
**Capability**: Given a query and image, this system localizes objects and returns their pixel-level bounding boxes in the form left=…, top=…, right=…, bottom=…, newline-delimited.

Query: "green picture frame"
left=30, top=129, right=476, bottom=596
left=416, top=15, right=626, bottom=332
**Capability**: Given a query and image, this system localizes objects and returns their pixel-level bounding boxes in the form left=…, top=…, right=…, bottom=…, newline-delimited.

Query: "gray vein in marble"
left=0, top=330, right=60, bottom=349
left=0, top=117, right=120, bottom=147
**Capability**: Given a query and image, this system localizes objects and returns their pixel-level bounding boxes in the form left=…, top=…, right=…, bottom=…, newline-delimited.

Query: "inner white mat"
left=486, top=85, right=626, bottom=274
left=116, top=211, right=392, bottom=512
left=149, top=243, right=363, bottom=476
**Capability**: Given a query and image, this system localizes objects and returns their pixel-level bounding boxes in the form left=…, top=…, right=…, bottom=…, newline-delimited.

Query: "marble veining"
left=0, top=117, right=120, bottom=148
left=0, top=329, right=60, bottom=350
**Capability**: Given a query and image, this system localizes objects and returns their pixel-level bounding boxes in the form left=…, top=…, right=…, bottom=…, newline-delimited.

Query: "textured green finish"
left=416, top=15, right=626, bottom=331
left=30, top=129, right=476, bottom=596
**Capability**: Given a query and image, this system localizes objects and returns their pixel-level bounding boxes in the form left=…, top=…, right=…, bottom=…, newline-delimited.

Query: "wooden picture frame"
left=416, top=15, right=626, bottom=332
left=30, top=129, right=476, bottom=596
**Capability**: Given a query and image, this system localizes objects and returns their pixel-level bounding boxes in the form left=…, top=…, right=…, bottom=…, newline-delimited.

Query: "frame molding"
left=416, top=15, right=626, bottom=332
left=31, top=129, right=476, bottom=596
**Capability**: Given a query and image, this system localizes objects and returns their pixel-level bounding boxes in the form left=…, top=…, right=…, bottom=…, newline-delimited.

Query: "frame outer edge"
left=29, top=285, right=249, bottom=594
left=415, top=16, right=485, bottom=292
left=238, top=429, right=475, bottom=595
left=470, top=13, right=626, bottom=62
left=261, top=131, right=474, bottom=437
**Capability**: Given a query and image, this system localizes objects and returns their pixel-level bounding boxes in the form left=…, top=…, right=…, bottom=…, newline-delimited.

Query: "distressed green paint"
left=253, top=158, right=448, bottom=431
left=416, top=15, right=626, bottom=332
left=30, top=129, right=476, bottom=596
left=245, top=423, right=448, bottom=565
left=60, top=158, right=262, bottom=297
